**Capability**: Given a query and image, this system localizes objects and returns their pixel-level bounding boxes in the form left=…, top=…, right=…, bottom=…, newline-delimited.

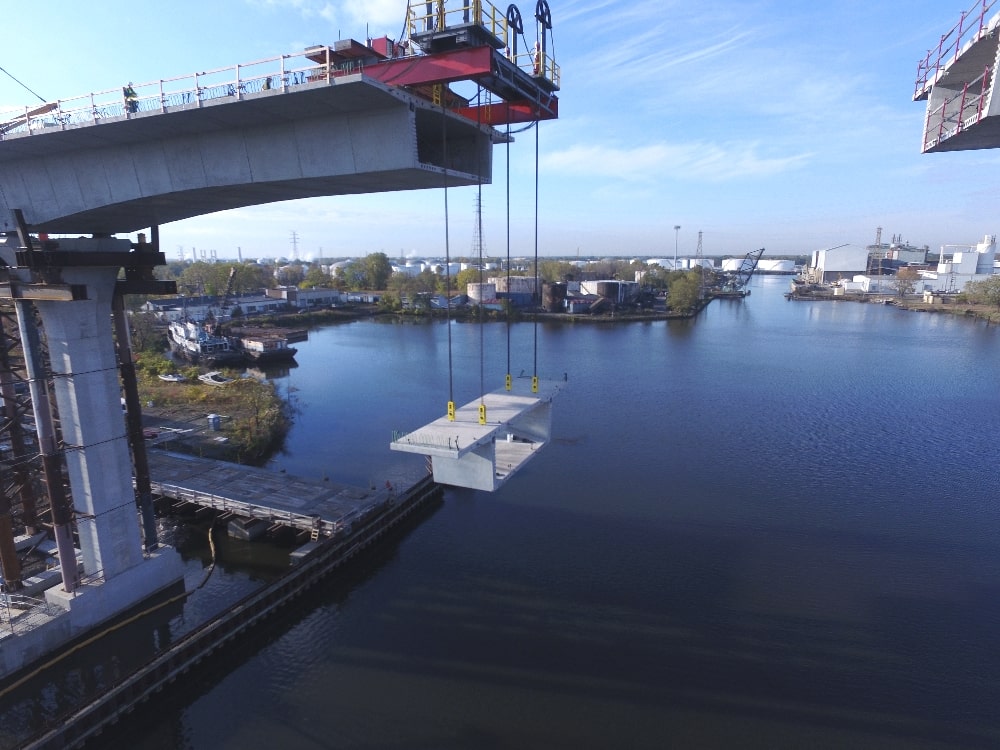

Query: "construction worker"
left=123, top=83, right=138, bottom=113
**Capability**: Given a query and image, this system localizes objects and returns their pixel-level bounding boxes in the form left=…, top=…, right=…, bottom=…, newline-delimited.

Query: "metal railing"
left=0, top=48, right=367, bottom=141
left=922, top=65, right=993, bottom=150
left=407, top=0, right=508, bottom=44
left=150, top=480, right=384, bottom=537
left=1, top=3, right=559, bottom=141
left=406, top=0, right=560, bottom=85
left=0, top=592, right=63, bottom=636
left=915, top=0, right=999, bottom=99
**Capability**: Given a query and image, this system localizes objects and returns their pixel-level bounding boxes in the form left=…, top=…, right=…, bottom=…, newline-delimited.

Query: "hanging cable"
left=476, top=85, right=487, bottom=426
left=532, top=98, right=540, bottom=393
left=505, top=104, right=512, bottom=393
left=442, top=92, right=455, bottom=422
left=0, top=65, right=47, bottom=105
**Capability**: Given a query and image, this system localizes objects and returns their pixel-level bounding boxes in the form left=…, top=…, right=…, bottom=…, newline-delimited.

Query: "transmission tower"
left=471, top=194, right=485, bottom=262
left=695, top=231, right=705, bottom=298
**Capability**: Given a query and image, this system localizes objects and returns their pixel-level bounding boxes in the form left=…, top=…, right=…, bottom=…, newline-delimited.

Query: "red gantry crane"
left=303, top=0, right=559, bottom=126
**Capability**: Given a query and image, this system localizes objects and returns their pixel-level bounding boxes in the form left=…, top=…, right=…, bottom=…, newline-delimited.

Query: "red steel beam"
left=452, top=99, right=559, bottom=125
left=366, top=47, right=494, bottom=87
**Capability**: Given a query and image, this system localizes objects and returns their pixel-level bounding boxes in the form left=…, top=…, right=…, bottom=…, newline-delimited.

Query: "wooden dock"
left=146, top=451, right=424, bottom=538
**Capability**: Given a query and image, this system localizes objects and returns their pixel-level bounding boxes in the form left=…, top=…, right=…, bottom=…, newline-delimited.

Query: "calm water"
left=8, top=276, right=1000, bottom=749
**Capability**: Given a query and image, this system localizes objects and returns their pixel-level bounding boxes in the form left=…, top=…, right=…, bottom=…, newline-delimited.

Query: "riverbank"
left=137, top=371, right=291, bottom=464
left=786, top=287, right=1000, bottom=324
left=894, top=296, right=1000, bottom=323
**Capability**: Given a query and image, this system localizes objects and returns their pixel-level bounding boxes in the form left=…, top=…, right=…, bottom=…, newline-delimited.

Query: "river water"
left=7, top=276, right=1000, bottom=748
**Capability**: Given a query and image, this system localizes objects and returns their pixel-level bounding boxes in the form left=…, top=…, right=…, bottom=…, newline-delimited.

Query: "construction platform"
left=390, top=378, right=564, bottom=492
left=146, top=451, right=424, bottom=538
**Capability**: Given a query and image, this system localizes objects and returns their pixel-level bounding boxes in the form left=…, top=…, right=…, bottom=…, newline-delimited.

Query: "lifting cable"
left=476, top=85, right=487, bottom=426
left=532, top=98, right=540, bottom=393
left=0, top=65, right=47, bottom=105
left=505, top=104, right=512, bottom=392
left=442, top=94, right=455, bottom=422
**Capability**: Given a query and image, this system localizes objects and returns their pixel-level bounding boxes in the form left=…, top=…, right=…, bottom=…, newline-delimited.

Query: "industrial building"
left=807, top=245, right=871, bottom=283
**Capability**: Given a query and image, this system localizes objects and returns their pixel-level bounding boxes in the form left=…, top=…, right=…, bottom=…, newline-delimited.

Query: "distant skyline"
left=2, top=1, right=996, bottom=260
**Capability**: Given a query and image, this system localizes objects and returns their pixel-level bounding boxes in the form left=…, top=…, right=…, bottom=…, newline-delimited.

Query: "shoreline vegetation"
left=786, top=287, right=1000, bottom=324
left=135, top=282, right=1000, bottom=465
left=132, top=298, right=709, bottom=464
left=135, top=355, right=292, bottom=465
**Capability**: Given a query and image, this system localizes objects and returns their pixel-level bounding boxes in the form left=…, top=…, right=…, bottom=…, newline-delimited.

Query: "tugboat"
left=168, top=320, right=243, bottom=365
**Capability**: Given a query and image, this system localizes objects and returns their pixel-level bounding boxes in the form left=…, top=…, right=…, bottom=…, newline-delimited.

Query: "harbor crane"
left=718, top=248, right=765, bottom=297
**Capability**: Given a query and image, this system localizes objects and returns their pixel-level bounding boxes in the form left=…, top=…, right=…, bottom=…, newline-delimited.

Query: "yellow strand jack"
left=390, top=378, right=564, bottom=492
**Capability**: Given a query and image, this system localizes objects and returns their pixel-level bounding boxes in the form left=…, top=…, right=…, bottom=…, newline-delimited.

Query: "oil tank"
left=543, top=282, right=566, bottom=311
left=467, top=282, right=496, bottom=303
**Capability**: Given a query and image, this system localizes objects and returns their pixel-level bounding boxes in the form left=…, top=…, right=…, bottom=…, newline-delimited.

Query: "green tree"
left=340, top=259, right=367, bottom=289
left=129, top=312, right=165, bottom=353
left=276, top=264, right=305, bottom=286
left=537, top=259, right=577, bottom=283
left=667, top=272, right=701, bottom=312
left=641, top=265, right=671, bottom=291
left=300, top=264, right=332, bottom=288
left=453, top=267, right=483, bottom=291
left=965, top=275, right=1000, bottom=308
left=231, top=264, right=269, bottom=295
left=378, top=292, right=403, bottom=312
left=363, top=252, right=393, bottom=290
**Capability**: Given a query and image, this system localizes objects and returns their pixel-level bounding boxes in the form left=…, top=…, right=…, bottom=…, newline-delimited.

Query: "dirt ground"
left=137, top=376, right=287, bottom=463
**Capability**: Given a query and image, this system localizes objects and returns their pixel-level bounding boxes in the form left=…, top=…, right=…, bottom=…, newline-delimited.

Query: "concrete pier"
left=0, top=237, right=184, bottom=682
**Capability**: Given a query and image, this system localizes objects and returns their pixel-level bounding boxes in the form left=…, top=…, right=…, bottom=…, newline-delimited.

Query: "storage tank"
left=543, top=282, right=566, bottom=311
left=467, top=282, right=496, bottom=303
left=757, top=259, right=795, bottom=274
left=720, top=258, right=743, bottom=273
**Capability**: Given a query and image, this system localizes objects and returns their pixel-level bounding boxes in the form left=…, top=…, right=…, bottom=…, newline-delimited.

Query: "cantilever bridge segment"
left=0, top=0, right=559, bottom=680
left=914, top=1, right=1000, bottom=152
left=0, top=0, right=559, bottom=233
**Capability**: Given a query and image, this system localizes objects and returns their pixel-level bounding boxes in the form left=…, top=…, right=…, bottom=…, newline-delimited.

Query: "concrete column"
left=34, top=265, right=144, bottom=581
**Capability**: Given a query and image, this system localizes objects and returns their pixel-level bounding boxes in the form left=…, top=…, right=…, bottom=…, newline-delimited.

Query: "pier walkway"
left=146, top=450, right=426, bottom=538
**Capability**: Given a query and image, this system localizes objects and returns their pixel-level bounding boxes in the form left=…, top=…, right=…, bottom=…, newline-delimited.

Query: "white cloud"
left=247, top=0, right=407, bottom=36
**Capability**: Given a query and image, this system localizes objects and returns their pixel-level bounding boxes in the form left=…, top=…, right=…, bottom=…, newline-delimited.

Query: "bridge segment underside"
left=0, top=75, right=491, bottom=233
left=915, top=9, right=1000, bottom=153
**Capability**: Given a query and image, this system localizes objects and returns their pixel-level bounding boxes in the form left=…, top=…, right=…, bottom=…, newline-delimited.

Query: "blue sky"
left=1, top=0, right=996, bottom=260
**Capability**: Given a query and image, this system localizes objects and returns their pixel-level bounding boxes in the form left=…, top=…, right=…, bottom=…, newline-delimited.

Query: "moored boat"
left=198, top=371, right=234, bottom=386
left=238, top=333, right=298, bottom=363
left=158, top=373, right=187, bottom=383
left=169, top=320, right=243, bottom=365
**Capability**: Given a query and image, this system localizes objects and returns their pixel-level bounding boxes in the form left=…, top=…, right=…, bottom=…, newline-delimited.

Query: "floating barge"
left=15, top=468, right=441, bottom=750
left=145, top=451, right=415, bottom=540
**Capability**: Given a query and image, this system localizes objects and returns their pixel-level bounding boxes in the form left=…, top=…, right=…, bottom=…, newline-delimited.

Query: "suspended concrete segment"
left=390, top=379, right=563, bottom=492
left=0, top=71, right=492, bottom=233
left=914, top=4, right=1000, bottom=153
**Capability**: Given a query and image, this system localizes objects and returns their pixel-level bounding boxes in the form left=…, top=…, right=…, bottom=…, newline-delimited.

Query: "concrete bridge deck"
left=0, top=47, right=492, bottom=233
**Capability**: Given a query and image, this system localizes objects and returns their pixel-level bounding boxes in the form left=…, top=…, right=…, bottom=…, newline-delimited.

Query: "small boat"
left=158, top=373, right=187, bottom=383
left=198, top=371, right=234, bottom=386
